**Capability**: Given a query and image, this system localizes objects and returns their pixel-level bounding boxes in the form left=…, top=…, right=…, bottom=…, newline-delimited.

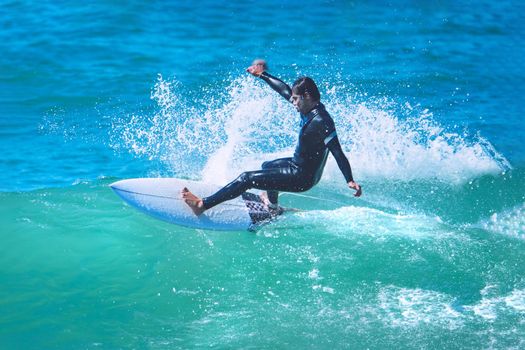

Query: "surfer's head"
left=291, top=77, right=320, bottom=114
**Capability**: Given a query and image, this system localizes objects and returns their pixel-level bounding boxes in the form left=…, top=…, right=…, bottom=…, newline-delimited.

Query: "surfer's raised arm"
left=246, top=59, right=292, bottom=102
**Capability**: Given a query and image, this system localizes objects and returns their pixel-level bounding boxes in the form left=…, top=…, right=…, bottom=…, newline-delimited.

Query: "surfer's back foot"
left=259, top=191, right=274, bottom=207
left=259, top=191, right=283, bottom=216
left=181, top=187, right=205, bottom=216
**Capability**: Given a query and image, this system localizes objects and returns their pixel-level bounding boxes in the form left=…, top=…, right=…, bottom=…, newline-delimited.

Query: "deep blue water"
left=1, top=1, right=524, bottom=349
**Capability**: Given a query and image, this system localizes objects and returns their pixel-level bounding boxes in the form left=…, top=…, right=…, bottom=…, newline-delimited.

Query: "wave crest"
left=110, top=74, right=509, bottom=184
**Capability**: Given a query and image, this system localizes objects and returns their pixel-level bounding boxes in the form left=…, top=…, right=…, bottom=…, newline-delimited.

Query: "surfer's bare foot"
left=181, top=187, right=205, bottom=216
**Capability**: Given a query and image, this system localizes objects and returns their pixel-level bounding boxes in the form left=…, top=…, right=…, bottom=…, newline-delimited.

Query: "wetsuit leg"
left=202, top=162, right=311, bottom=210
left=261, top=157, right=294, bottom=205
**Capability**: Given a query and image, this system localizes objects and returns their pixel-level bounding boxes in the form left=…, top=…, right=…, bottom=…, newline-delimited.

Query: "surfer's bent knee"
left=237, top=172, right=251, bottom=184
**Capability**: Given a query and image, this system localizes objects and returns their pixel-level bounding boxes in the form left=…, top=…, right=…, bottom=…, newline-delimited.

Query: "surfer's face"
left=291, top=93, right=307, bottom=114
left=291, top=93, right=315, bottom=114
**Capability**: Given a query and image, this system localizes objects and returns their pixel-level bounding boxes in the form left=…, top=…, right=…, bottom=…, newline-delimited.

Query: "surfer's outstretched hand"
left=246, top=59, right=267, bottom=77
left=348, top=181, right=362, bottom=197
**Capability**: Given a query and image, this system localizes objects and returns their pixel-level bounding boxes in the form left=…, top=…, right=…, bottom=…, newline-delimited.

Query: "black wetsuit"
left=202, top=71, right=354, bottom=209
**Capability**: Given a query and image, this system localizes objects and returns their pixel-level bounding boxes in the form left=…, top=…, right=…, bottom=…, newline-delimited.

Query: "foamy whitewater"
left=112, top=74, right=507, bottom=184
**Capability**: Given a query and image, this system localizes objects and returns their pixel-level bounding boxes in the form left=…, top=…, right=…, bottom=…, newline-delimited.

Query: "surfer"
left=182, top=59, right=362, bottom=216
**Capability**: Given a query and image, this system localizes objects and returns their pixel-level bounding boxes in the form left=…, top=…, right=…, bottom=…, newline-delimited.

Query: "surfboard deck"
left=110, top=178, right=285, bottom=231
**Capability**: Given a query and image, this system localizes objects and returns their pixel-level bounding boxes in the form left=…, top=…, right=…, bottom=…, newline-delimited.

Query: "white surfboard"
left=110, top=178, right=281, bottom=231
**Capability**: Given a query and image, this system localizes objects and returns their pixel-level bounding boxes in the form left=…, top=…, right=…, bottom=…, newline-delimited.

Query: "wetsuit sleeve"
left=326, top=135, right=354, bottom=183
left=259, top=71, right=292, bottom=102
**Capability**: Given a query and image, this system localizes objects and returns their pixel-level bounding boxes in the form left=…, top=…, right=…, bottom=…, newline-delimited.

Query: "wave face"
left=1, top=178, right=524, bottom=349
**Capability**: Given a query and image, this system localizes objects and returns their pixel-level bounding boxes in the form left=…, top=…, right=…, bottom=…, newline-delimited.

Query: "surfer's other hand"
left=246, top=59, right=267, bottom=77
left=348, top=181, right=362, bottom=197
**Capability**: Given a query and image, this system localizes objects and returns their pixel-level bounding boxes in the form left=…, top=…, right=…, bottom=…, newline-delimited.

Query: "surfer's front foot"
left=181, top=187, right=205, bottom=216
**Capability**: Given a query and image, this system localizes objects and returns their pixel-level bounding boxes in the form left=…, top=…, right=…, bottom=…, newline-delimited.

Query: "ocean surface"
left=1, top=1, right=524, bottom=349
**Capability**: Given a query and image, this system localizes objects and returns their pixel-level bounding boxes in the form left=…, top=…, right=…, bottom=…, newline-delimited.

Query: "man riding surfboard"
left=183, top=60, right=361, bottom=216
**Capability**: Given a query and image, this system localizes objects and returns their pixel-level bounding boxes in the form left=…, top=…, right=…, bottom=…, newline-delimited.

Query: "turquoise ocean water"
left=1, top=1, right=524, bottom=348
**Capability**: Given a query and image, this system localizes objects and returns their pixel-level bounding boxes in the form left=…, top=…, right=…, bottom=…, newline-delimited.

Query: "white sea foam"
left=323, top=88, right=507, bottom=183
left=308, top=268, right=320, bottom=280
left=110, top=74, right=508, bottom=184
left=377, top=286, right=464, bottom=329
left=479, top=203, right=525, bottom=239
left=376, top=285, right=525, bottom=328
left=505, top=289, right=525, bottom=313
left=295, top=205, right=449, bottom=240
left=312, top=285, right=335, bottom=294
left=464, top=286, right=525, bottom=321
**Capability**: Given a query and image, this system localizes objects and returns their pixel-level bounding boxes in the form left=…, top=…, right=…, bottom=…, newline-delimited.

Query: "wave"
left=110, top=74, right=510, bottom=185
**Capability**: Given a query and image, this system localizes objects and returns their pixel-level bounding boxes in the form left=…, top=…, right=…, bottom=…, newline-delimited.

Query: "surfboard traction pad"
left=241, top=192, right=284, bottom=230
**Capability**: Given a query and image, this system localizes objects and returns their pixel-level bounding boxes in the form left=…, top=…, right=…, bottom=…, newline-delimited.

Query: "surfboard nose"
left=109, top=179, right=132, bottom=191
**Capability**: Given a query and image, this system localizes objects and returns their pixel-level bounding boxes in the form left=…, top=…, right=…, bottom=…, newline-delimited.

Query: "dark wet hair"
left=292, top=77, right=320, bottom=101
